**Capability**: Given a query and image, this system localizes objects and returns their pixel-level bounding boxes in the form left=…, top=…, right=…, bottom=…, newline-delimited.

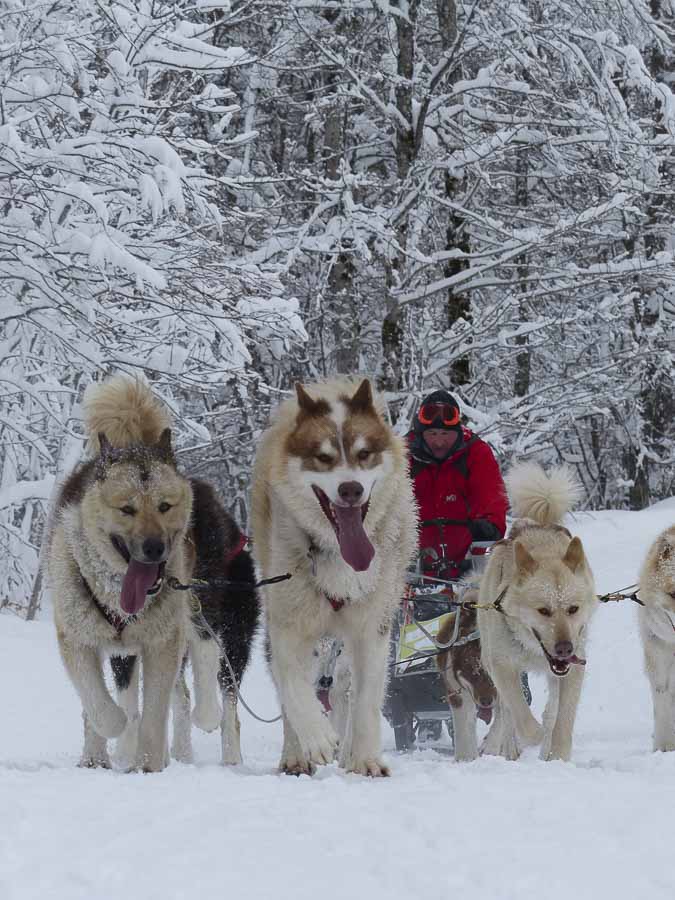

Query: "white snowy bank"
left=2, top=503, right=675, bottom=900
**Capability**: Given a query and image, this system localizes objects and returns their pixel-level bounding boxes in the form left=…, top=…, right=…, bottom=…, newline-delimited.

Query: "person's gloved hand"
left=468, top=519, right=501, bottom=541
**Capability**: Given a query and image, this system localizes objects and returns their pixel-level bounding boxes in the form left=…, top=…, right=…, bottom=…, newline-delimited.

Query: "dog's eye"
left=316, top=453, right=333, bottom=465
left=158, top=502, right=172, bottom=513
left=537, top=607, right=552, bottom=617
left=568, top=605, right=579, bottom=615
left=357, top=449, right=371, bottom=462
left=119, top=505, right=136, bottom=516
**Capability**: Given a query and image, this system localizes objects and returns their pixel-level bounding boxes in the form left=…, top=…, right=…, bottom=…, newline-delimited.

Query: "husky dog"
left=251, top=378, right=417, bottom=776
left=477, top=462, right=597, bottom=762
left=637, top=526, right=675, bottom=752
left=49, top=375, right=258, bottom=771
left=436, top=592, right=497, bottom=762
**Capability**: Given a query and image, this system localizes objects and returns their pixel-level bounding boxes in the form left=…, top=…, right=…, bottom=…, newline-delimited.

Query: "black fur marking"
left=189, top=478, right=260, bottom=696
left=111, top=655, right=136, bottom=690
left=56, top=459, right=97, bottom=510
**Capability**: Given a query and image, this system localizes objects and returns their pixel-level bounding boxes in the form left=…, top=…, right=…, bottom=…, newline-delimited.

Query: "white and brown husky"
left=477, top=462, right=597, bottom=762
left=48, top=375, right=258, bottom=771
left=637, top=526, right=675, bottom=752
left=251, top=378, right=418, bottom=776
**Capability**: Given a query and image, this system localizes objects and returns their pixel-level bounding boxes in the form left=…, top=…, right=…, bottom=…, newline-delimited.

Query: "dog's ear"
left=98, top=432, right=112, bottom=459
left=95, top=432, right=114, bottom=479
left=295, top=383, right=329, bottom=418
left=156, top=427, right=176, bottom=464
left=514, top=541, right=537, bottom=577
left=348, top=379, right=374, bottom=414
left=563, top=536, right=585, bottom=573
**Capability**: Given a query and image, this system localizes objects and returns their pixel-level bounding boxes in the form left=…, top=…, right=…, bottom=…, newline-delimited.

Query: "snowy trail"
left=3, top=505, right=675, bottom=900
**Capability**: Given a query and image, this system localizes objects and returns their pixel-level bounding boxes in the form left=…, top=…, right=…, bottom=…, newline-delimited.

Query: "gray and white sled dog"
left=637, top=526, right=675, bottom=752
left=251, top=378, right=418, bottom=776
left=49, top=375, right=258, bottom=772
left=477, top=462, right=597, bottom=762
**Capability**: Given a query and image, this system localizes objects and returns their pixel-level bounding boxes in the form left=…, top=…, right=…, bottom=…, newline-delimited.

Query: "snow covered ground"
left=3, top=504, right=675, bottom=900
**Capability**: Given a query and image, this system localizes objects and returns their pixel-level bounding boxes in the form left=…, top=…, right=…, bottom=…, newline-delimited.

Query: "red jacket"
left=408, top=428, right=508, bottom=576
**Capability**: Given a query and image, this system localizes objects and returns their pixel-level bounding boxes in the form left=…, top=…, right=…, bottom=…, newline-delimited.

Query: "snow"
left=3, top=504, right=675, bottom=899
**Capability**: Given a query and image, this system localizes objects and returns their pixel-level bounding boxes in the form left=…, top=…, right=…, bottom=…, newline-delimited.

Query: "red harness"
left=225, top=532, right=248, bottom=566
left=324, top=593, right=345, bottom=612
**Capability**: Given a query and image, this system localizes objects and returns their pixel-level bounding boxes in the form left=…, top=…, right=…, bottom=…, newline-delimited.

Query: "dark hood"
left=408, top=427, right=475, bottom=470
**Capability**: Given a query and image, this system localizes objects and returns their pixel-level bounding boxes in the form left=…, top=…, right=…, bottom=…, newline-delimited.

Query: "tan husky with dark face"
left=477, top=462, right=597, bottom=762
left=48, top=375, right=259, bottom=773
left=49, top=376, right=193, bottom=771
left=637, top=526, right=675, bottom=752
left=250, top=378, right=417, bottom=776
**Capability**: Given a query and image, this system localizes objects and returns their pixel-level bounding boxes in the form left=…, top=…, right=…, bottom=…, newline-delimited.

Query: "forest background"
left=1, top=0, right=674, bottom=614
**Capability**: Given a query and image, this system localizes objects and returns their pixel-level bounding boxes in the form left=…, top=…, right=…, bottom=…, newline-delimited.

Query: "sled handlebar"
left=419, top=517, right=471, bottom=528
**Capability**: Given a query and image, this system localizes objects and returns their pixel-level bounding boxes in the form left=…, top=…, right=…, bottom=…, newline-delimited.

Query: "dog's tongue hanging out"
left=120, top=561, right=159, bottom=615
left=334, top=506, right=375, bottom=572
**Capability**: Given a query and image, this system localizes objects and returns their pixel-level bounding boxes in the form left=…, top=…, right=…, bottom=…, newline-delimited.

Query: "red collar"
left=323, top=592, right=346, bottom=612
left=225, top=531, right=248, bottom=566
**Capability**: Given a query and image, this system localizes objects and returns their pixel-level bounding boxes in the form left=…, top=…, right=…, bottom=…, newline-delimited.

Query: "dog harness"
left=323, top=592, right=346, bottom=612
left=307, top=541, right=350, bottom=611
left=79, top=571, right=135, bottom=637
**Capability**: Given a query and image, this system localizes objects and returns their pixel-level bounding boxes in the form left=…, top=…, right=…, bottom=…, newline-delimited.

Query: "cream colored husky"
left=250, top=378, right=418, bottom=776
left=637, top=526, right=675, bottom=752
left=477, top=462, right=597, bottom=762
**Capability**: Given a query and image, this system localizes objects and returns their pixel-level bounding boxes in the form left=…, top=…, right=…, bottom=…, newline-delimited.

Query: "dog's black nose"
left=554, top=640, right=573, bottom=659
left=479, top=696, right=494, bottom=708
left=142, top=537, right=165, bottom=562
left=318, top=675, right=333, bottom=690
left=338, top=481, right=364, bottom=505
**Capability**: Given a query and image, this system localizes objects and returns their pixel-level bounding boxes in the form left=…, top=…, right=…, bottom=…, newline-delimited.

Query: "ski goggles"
left=417, top=402, right=460, bottom=427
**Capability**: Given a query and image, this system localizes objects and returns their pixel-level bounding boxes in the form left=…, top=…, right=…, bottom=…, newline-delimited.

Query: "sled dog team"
left=47, top=374, right=675, bottom=774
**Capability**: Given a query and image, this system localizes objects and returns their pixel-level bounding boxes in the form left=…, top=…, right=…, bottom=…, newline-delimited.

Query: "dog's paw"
left=518, top=718, right=544, bottom=748
left=541, top=744, right=571, bottom=763
left=113, top=715, right=139, bottom=768
left=346, top=757, right=391, bottom=777
left=136, top=752, right=169, bottom=773
left=90, top=702, right=127, bottom=739
left=171, top=736, right=194, bottom=765
left=78, top=752, right=111, bottom=770
left=499, top=735, right=521, bottom=761
left=297, top=717, right=338, bottom=768
left=192, top=701, right=222, bottom=733
left=279, top=754, right=316, bottom=777
left=454, top=748, right=479, bottom=763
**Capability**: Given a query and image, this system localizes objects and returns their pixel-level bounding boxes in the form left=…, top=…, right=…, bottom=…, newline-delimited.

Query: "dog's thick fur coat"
left=49, top=375, right=258, bottom=771
left=477, top=462, right=597, bottom=761
left=637, top=526, right=675, bottom=752
left=250, top=378, right=417, bottom=776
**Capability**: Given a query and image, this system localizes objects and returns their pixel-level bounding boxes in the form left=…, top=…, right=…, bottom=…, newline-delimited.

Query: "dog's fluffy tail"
left=83, top=374, right=172, bottom=451
left=505, top=461, right=582, bottom=526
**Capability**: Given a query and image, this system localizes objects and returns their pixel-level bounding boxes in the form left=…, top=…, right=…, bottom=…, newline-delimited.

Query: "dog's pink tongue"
left=334, top=505, right=375, bottom=572
left=569, top=654, right=586, bottom=666
left=120, top=561, right=159, bottom=615
left=317, top=689, right=332, bottom=713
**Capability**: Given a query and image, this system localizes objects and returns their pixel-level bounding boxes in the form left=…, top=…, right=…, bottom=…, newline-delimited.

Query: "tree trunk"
left=514, top=147, right=531, bottom=397
left=439, top=0, right=471, bottom=386
left=381, top=0, right=419, bottom=391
